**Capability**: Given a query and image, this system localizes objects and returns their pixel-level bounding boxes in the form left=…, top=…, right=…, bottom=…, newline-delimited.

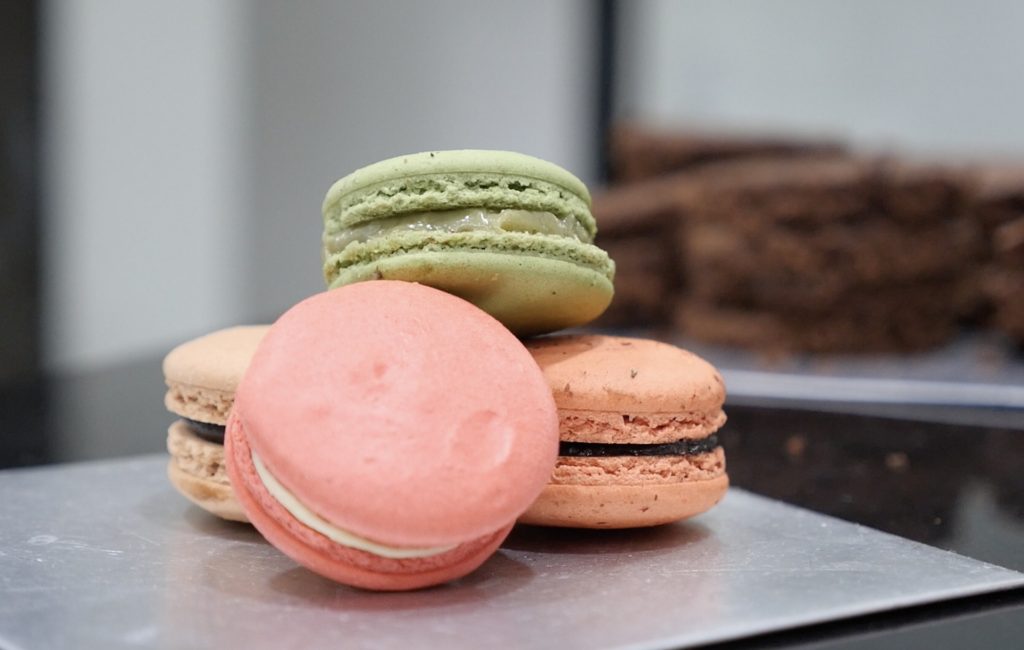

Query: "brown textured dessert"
left=675, top=155, right=876, bottom=224
left=684, top=219, right=979, bottom=307
left=599, top=121, right=991, bottom=352
left=598, top=125, right=845, bottom=328
left=610, top=122, right=843, bottom=183
left=971, top=165, right=1024, bottom=343
left=877, top=159, right=973, bottom=222
left=520, top=335, right=728, bottom=529
left=676, top=296, right=956, bottom=354
left=591, top=175, right=687, bottom=326
left=672, top=156, right=979, bottom=352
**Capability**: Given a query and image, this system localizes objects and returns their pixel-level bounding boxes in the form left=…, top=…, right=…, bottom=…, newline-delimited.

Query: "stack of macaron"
left=163, top=325, right=267, bottom=522
left=161, top=150, right=728, bottom=590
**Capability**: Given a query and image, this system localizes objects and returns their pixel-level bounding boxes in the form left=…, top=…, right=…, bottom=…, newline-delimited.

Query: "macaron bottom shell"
left=328, top=250, right=613, bottom=336
left=166, top=421, right=248, bottom=523
left=166, top=461, right=248, bottom=523
left=226, top=414, right=513, bottom=591
left=520, top=475, right=729, bottom=529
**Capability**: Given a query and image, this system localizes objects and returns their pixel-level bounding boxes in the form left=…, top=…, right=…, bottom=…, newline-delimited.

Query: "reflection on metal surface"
left=1, top=457, right=1021, bottom=648
left=723, top=370, right=1024, bottom=408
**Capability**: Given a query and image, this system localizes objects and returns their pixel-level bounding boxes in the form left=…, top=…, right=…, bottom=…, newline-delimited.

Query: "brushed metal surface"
left=1, top=456, right=1022, bottom=649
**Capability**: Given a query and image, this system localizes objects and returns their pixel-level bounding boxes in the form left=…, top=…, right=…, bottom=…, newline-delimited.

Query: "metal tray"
left=2, top=456, right=1022, bottom=649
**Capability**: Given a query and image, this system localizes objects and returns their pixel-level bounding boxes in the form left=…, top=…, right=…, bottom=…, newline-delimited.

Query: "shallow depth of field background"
left=22, top=0, right=1024, bottom=373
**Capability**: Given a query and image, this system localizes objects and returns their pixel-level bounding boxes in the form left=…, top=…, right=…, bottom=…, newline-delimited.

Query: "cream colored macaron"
left=163, top=325, right=268, bottom=522
left=520, top=335, right=728, bottom=528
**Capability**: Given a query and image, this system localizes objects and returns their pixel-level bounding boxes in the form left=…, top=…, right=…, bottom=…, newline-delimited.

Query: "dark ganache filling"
left=559, top=434, right=720, bottom=458
left=184, top=418, right=226, bottom=444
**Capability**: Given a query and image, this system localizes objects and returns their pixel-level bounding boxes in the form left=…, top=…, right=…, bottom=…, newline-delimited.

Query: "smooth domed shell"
left=527, top=335, right=726, bottom=415
left=234, top=282, right=559, bottom=548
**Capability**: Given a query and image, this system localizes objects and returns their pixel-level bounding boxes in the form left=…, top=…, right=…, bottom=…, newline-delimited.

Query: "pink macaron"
left=225, top=281, right=559, bottom=590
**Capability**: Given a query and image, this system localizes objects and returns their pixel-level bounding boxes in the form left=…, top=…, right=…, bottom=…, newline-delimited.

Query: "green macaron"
left=321, top=150, right=615, bottom=335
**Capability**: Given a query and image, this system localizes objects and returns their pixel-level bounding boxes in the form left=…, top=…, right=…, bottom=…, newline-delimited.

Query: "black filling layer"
left=559, top=434, right=720, bottom=458
left=183, top=418, right=226, bottom=444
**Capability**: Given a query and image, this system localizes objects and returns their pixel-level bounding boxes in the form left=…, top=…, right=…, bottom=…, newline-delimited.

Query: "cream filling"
left=323, top=208, right=592, bottom=256
left=252, top=452, right=456, bottom=559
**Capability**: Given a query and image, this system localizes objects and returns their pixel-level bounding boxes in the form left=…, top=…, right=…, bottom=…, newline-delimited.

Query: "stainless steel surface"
left=722, top=370, right=1024, bottom=408
left=2, top=456, right=1022, bottom=650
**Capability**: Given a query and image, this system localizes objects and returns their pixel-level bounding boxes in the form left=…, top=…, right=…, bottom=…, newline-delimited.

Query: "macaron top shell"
left=322, top=150, right=595, bottom=238
left=233, top=281, right=559, bottom=548
left=163, top=325, right=269, bottom=393
left=527, top=335, right=726, bottom=415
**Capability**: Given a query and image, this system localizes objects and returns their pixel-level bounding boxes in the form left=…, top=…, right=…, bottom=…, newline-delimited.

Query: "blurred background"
left=26, top=0, right=596, bottom=376
left=2, top=0, right=1023, bottom=381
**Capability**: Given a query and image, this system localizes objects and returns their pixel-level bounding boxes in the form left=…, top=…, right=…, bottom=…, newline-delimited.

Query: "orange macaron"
left=225, top=281, right=559, bottom=590
left=520, top=335, right=728, bottom=528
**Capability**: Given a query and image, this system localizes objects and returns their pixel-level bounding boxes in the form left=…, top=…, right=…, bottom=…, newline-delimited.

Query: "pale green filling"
left=323, top=208, right=592, bottom=256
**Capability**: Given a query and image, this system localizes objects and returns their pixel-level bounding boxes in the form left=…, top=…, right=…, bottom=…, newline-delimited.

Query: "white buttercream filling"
left=252, top=452, right=456, bottom=559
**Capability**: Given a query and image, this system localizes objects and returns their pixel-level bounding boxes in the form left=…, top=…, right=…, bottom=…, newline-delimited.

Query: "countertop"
left=8, top=459, right=1019, bottom=649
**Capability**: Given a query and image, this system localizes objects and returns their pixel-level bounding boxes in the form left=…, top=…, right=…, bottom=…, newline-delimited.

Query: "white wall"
left=621, top=0, right=1024, bottom=155
left=43, top=0, right=250, bottom=372
left=43, top=0, right=595, bottom=372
